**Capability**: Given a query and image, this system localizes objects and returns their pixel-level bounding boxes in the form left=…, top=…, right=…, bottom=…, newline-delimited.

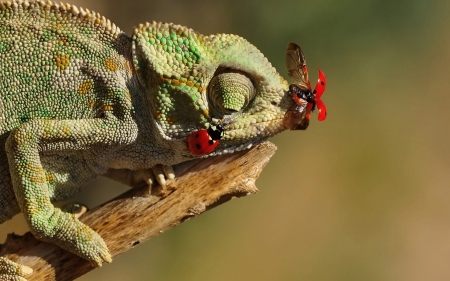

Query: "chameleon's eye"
left=207, top=70, right=255, bottom=116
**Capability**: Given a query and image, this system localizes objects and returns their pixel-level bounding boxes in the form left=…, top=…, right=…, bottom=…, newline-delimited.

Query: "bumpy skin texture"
left=0, top=0, right=299, bottom=278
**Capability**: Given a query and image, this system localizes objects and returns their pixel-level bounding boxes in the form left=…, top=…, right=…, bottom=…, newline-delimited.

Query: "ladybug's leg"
left=294, top=103, right=307, bottom=113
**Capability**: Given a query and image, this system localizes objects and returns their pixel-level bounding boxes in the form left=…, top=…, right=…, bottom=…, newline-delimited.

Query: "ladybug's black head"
left=207, top=124, right=224, bottom=140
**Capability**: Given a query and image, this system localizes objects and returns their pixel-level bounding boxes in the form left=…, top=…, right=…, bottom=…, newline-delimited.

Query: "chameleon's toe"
left=151, top=164, right=175, bottom=186
left=163, top=165, right=175, bottom=181
left=78, top=227, right=112, bottom=267
left=61, top=203, right=89, bottom=219
left=91, top=249, right=112, bottom=267
left=0, top=257, right=33, bottom=281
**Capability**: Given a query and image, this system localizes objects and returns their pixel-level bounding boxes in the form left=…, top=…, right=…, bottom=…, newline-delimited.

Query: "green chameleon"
left=0, top=0, right=308, bottom=279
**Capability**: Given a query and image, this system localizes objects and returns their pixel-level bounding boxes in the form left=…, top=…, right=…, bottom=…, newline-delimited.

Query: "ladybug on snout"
left=187, top=124, right=224, bottom=156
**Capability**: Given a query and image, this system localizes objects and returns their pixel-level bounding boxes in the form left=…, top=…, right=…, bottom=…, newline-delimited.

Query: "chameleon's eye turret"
left=207, top=70, right=255, bottom=116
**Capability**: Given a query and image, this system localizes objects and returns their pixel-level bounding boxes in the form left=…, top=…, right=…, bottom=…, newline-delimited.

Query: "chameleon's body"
left=0, top=0, right=303, bottom=279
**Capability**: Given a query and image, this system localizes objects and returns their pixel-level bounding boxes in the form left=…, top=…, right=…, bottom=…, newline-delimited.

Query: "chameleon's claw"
left=163, top=165, right=175, bottom=181
left=92, top=251, right=112, bottom=267
left=143, top=173, right=155, bottom=187
left=151, top=164, right=175, bottom=186
left=152, top=165, right=166, bottom=186
left=150, top=165, right=176, bottom=195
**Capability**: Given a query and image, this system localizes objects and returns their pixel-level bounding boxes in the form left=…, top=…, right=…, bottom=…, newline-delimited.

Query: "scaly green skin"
left=0, top=0, right=300, bottom=279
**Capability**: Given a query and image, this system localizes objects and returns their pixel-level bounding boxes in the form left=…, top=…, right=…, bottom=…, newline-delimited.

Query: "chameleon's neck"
left=101, top=63, right=193, bottom=171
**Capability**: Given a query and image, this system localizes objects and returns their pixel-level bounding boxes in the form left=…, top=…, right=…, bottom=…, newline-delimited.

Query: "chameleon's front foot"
left=128, top=165, right=175, bottom=195
left=0, top=257, right=33, bottom=281
left=104, top=165, right=176, bottom=195
left=29, top=208, right=111, bottom=267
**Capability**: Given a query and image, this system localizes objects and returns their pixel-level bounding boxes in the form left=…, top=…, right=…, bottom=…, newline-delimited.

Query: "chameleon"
left=0, top=0, right=308, bottom=279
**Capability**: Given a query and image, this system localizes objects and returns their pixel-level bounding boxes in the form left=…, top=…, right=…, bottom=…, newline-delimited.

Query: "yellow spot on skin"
left=45, top=172, right=54, bottom=182
left=26, top=163, right=41, bottom=172
left=203, top=110, right=209, bottom=117
left=87, top=101, right=95, bottom=108
left=154, top=111, right=162, bottom=119
left=162, top=76, right=205, bottom=92
left=59, top=37, right=68, bottom=46
left=30, top=176, right=45, bottom=183
left=124, top=60, right=134, bottom=74
left=62, top=127, right=71, bottom=136
left=166, top=117, right=178, bottom=125
left=104, top=58, right=119, bottom=71
left=78, top=80, right=93, bottom=95
left=55, top=54, right=70, bottom=71
left=102, top=105, right=113, bottom=111
left=43, top=128, right=51, bottom=137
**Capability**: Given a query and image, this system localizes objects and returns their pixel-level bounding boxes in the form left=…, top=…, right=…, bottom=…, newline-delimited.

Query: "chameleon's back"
left=0, top=1, right=134, bottom=134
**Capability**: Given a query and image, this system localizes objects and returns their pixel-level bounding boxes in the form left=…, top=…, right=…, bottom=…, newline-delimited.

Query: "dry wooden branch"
left=0, top=142, right=277, bottom=281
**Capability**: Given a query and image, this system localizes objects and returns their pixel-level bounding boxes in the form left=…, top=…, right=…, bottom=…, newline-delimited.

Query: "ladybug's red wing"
left=312, top=69, right=327, bottom=121
left=187, top=130, right=220, bottom=156
left=315, top=98, right=327, bottom=121
left=285, top=42, right=311, bottom=91
left=314, top=69, right=326, bottom=99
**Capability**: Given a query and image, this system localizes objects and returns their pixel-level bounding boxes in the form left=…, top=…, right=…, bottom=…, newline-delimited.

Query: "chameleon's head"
left=132, top=22, right=305, bottom=158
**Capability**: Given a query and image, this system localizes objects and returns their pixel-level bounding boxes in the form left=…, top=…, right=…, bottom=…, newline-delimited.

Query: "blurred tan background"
left=1, top=0, right=450, bottom=280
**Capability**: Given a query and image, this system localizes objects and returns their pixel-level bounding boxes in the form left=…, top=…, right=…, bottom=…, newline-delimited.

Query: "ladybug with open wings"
left=285, top=42, right=327, bottom=129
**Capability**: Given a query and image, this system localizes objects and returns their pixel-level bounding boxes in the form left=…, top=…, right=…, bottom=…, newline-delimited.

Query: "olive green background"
left=1, top=0, right=449, bottom=280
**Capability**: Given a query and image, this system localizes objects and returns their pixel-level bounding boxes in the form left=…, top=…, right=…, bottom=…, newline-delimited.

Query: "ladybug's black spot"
left=195, top=133, right=200, bottom=138
left=196, top=144, right=201, bottom=150
left=208, top=140, right=214, bottom=145
left=321, top=81, right=324, bottom=85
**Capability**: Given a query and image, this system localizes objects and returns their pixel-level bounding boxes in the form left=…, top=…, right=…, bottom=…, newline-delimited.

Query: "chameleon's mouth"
left=210, top=115, right=288, bottom=155
left=207, top=136, right=269, bottom=157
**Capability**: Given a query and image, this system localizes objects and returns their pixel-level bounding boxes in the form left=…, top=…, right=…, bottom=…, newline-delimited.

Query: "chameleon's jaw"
left=205, top=135, right=269, bottom=157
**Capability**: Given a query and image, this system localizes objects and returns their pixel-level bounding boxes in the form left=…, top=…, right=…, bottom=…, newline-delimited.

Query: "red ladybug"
left=187, top=124, right=224, bottom=156
left=285, top=42, right=327, bottom=123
